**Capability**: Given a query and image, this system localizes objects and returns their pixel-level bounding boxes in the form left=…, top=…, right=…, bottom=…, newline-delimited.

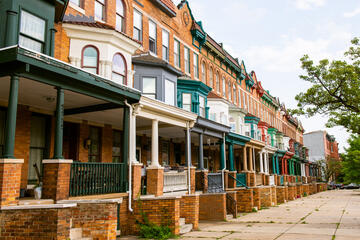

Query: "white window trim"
left=68, top=1, right=86, bottom=14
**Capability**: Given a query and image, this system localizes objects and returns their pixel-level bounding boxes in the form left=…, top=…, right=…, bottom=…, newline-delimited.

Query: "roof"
left=132, top=53, right=183, bottom=76
left=207, top=91, right=223, bottom=99
left=151, top=0, right=177, bottom=17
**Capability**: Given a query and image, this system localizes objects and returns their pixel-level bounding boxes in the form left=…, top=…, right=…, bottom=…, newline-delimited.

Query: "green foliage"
left=303, top=192, right=308, bottom=197
left=292, top=38, right=360, bottom=134
left=251, top=208, right=258, bottom=212
left=316, top=158, right=342, bottom=182
left=341, top=134, right=360, bottom=184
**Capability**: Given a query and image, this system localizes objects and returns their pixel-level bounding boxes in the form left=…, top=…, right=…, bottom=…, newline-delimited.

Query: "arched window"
left=116, top=0, right=125, bottom=32
left=112, top=53, right=127, bottom=85
left=201, top=61, right=206, bottom=83
left=209, top=67, right=213, bottom=88
left=228, top=80, right=231, bottom=101
left=82, top=45, right=99, bottom=74
left=222, top=76, right=226, bottom=97
left=216, top=72, right=220, bottom=93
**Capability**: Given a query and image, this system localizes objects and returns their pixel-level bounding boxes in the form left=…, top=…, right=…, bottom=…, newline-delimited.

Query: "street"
left=182, top=190, right=360, bottom=240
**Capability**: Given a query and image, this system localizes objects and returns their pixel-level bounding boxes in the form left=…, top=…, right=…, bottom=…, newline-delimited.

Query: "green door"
left=28, top=114, right=50, bottom=184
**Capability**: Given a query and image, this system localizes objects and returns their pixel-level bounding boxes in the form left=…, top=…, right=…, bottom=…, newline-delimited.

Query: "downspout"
left=186, top=122, right=191, bottom=194
left=124, top=100, right=133, bottom=212
left=222, top=133, right=226, bottom=191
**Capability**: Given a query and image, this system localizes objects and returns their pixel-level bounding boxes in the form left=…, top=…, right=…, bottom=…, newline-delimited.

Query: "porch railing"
left=69, top=162, right=127, bottom=197
left=256, top=174, right=263, bottom=186
left=269, top=175, right=275, bottom=186
left=208, top=173, right=223, bottom=193
left=226, top=193, right=237, bottom=218
left=163, top=170, right=188, bottom=193
left=280, top=175, right=284, bottom=186
left=236, top=173, right=247, bottom=188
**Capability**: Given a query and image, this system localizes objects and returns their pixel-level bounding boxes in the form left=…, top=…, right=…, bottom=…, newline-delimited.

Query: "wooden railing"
left=256, top=174, right=263, bottom=186
left=163, top=170, right=188, bottom=193
left=269, top=175, right=275, bottom=186
left=69, top=162, right=127, bottom=196
left=226, top=193, right=237, bottom=218
left=208, top=173, right=223, bottom=193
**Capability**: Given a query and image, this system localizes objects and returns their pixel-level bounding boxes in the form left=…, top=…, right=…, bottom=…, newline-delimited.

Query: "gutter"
left=222, top=133, right=226, bottom=191
left=186, top=122, right=191, bottom=194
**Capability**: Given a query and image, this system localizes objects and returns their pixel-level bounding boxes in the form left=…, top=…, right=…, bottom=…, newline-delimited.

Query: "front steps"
left=226, top=214, right=234, bottom=221
left=70, top=228, right=92, bottom=240
left=179, top=218, right=193, bottom=234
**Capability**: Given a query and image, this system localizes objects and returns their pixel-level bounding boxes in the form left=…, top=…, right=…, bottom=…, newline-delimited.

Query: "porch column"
left=228, top=143, right=234, bottom=171
left=243, top=146, right=248, bottom=171
left=129, top=107, right=138, bottom=164
left=122, top=107, right=130, bottom=164
left=272, top=155, right=276, bottom=174
left=220, top=139, right=225, bottom=170
left=150, top=119, right=159, bottom=167
left=265, top=153, right=269, bottom=174
left=249, top=147, right=253, bottom=171
left=3, top=76, right=19, bottom=159
left=259, top=151, right=264, bottom=173
left=276, top=155, right=280, bottom=175
left=252, top=148, right=256, bottom=172
left=53, top=87, right=64, bottom=159
left=198, top=133, right=204, bottom=170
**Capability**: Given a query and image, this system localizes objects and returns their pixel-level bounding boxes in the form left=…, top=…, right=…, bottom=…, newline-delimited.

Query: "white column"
left=130, top=112, right=138, bottom=163
left=260, top=152, right=264, bottom=173
left=253, top=148, right=256, bottom=172
left=151, top=119, right=159, bottom=167
left=264, top=152, right=268, bottom=174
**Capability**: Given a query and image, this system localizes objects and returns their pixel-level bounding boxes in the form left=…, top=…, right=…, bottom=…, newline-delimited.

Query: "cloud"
left=295, top=0, right=327, bottom=10
left=344, top=7, right=360, bottom=18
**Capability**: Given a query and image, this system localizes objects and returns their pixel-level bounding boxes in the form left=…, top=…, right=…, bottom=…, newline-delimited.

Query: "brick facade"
left=276, top=186, right=286, bottom=204
left=180, top=195, right=199, bottom=229
left=236, top=188, right=254, bottom=213
left=0, top=160, right=23, bottom=206
left=146, top=167, right=164, bottom=197
left=195, top=170, right=208, bottom=193
left=199, top=193, right=226, bottom=220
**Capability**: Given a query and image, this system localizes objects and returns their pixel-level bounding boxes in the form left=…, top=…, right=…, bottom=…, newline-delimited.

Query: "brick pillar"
left=228, top=171, right=237, bottom=188
left=0, top=159, right=23, bottom=206
left=132, top=163, right=143, bottom=199
left=186, top=167, right=196, bottom=194
left=146, top=166, right=164, bottom=197
left=265, top=174, right=270, bottom=186
left=42, top=159, right=72, bottom=201
left=246, top=172, right=255, bottom=187
left=195, top=170, right=208, bottom=193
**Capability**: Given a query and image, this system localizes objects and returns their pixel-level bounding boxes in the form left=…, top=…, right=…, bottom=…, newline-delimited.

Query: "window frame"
left=88, top=126, right=102, bottom=162
left=142, top=76, right=157, bottom=99
left=162, top=29, right=169, bottom=61
left=199, top=95, right=206, bottom=117
left=81, top=45, right=100, bottom=74
left=133, top=9, right=143, bottom=42
left=112, top=130, right=122, bottom=163
left=182, top=93, right=192, bottom=112
left=222, top=76, right=226, bottom=97
left=116, top=0, right=125, bottom=32
left=19, top=10, right=46, bottom=53
left=201, top=61, right=206, bottom=83
left=95, top=0, right=106, bottom=21
left=228, top=80, right=231, bottom=101
left=184, top=47, right=190, bottom=74
left=216, top=72, right=220, bottom=93
left=112, top=52, right=127, bottom=85
left=209, top=67, right=213, bottom=88
left=174, top=39, right=180, bottom=68
left=193, top=53, right=199, bottom=78
left=148, top=20, right=157, bottom=54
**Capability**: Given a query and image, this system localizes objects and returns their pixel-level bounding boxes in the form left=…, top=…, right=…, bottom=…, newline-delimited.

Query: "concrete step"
left=180, top=223, right=193, bottom=234
left=226, top=214, right=234, bottom=221
left=179, top=218, right=186, bottom=226
left=70, top=228, right=83, bottom=240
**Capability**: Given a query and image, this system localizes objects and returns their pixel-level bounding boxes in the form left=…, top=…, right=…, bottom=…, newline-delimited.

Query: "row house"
left=0, top=0, right=324, bottom=239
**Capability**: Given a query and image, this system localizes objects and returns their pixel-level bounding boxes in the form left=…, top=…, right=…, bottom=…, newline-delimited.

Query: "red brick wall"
left=260, top=187, right=272, bottom=208
left=42, top=162, right=71, bottom=201
left=0, top=162, right=22, bottom=206
left=102, top=124, right=113, bottom=163
left=78, top=121, right=89, bottom=162
left=276, top=186, right=286, bottom=204
left=180, top=195, right=199, bottom=229
left=195, top=170, right=208, bottom=193
left=236, top=188, right=253, bottom=213
left=252, top=187, right=260, bottom=210
left=71, top=202, right=118, bottom=239
left=146, top=167, right=163, bottom=196
left=0, top=208, right=71, bottom=239
left=199, top=193, right=226, bottom=220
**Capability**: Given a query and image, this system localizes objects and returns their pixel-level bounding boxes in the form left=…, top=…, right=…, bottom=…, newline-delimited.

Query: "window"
left=242, top=92, right=246, bottom=109
left=164, top=79, right=175, bottom=106
left=228, top=81, right=231, bottom=101
left=149, top=20, right=157, bottom=54
left=0, top=110, right=5, bottom=157
left=162, top=30, right=169, bottom=61
left=89, top=126, right=101, bottom=162
left=209, top=67, right=213, bottom=88
left=82, top=46, right=99, bottom=74
left=133, top=9, right=142, bottom=41
left=216, top=72, right=220, bottom=93
left=112, top=53, right=126, bottom=85
left=210, top=113, right=216, bottom=121
left=193, top=53, right=199, bottom=78
left=182, top=93, right=191, bottom=112
left=199, top=96, right=205, bottom=117
left=95, top=0, right=105, bottom=21
left=184, top=47, right=190, bottom=74
left=70, top=0, right=81, bottom=6
left=233, top=85, right=236, bottom=103
left=174, top=39, right=180, bottom=68
left=19, top=11, right=45, bottom=53
left=112, top=130, right=122, bottom=163
left=161, top=141, right=170, bottom=166
left=222, top=77, right=226, bottom=97
left=238, top=89, right=241, bottom=107
left=142, top=77, right=156, bottom=99
left=116, top=0, right=125, bottom=32
left=201, top=62, right=206, bottom=83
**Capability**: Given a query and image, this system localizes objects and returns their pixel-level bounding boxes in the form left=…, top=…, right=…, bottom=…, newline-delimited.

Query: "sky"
left=173, top=0, right=360, bottom=153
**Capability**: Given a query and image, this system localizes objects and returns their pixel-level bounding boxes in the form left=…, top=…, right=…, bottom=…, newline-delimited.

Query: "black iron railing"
left=226, top=194, right=237, bottom=218
left=208, top=173, right=223, bottom=193
left=69, top=162, right=127, bottom=196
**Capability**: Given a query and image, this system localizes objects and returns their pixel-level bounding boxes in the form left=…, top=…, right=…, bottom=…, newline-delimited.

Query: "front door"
left=28, top=114, right=50, bottom=184
left=63, top=122, right=79, bottom=161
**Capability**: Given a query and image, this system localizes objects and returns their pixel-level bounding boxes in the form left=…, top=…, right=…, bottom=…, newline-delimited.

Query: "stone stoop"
left=226, top=214, right=234, bottom=221
left=179, top=218, right=193, bottom=235
left=70, top=228, right=92, bottom=240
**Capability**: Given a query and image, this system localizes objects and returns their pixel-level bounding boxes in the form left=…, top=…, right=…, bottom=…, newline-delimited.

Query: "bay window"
left=174, top=39, right=180, bottom=68
left=95, top=0, right=105, bottom=21
left=199, top=96, right=205, bottom=117
left=112, top=53, right=127, bottom=85
left=142, top=77, right=156, bottom=99
left=149, top=20, right=157, bottom=54
left=184, top=47, right=190, bottom=74
left=133, top=10, right=142, bottom=41
left=182, top=93, right=191, bottom=111
left=164, top=79, right=175, bottom=106
left=19, top=11, right=45, bottom=53
left=82, top=46, right=99, bottom=74
left=162, top=30, right=169, bottom=61
left=116, top=0, right=125, bottom=32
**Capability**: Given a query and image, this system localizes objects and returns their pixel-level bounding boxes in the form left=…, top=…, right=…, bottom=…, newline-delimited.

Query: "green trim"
left=64, top=103, right=123, bottom=116
left=53, top=87, right=64, bottom=159
left=225, top=132, right=251, bottom=146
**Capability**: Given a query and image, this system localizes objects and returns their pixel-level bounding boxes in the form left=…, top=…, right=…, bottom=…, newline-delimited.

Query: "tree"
left=293, top=38, right=360, bottom=134
left=316, top=157, right=342, bottom=182
left=341, top=134, right=360, bottom=184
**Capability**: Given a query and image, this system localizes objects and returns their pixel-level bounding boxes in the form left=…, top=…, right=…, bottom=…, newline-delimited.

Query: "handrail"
left=228, top=174, right=248, bottom=188
left=226, top=194, right=237, bottom=218
left=208, top=173, right=224, bottom=193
